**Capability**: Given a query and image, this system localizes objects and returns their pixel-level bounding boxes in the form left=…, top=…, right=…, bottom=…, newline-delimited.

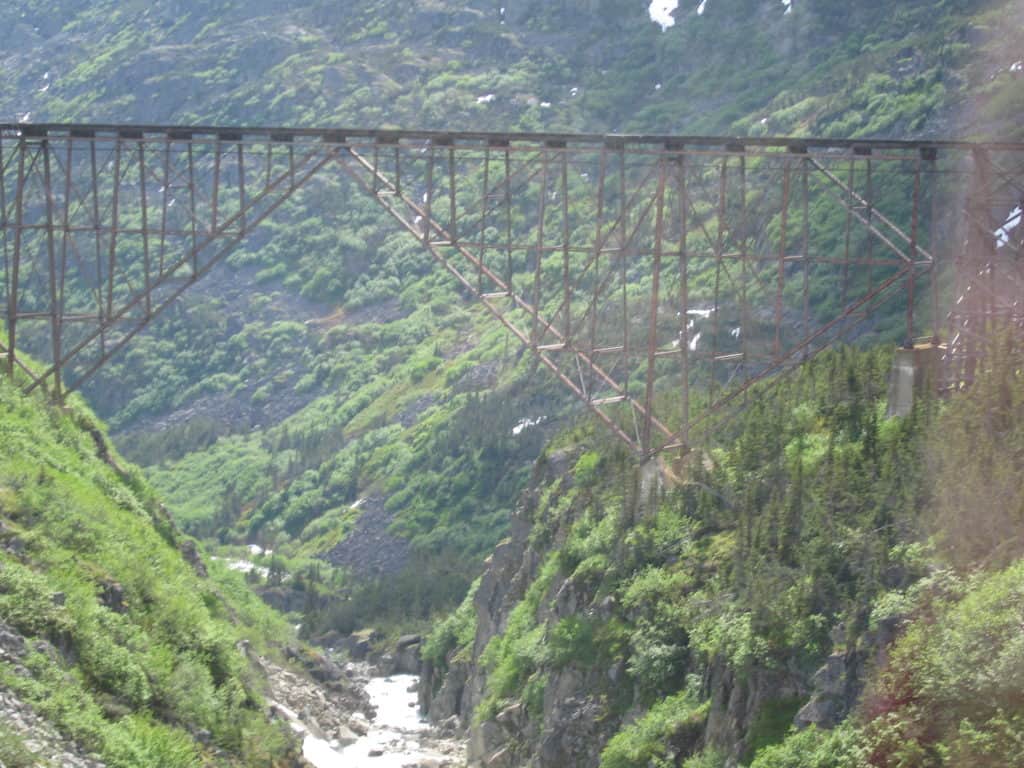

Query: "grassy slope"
left=0, top=373, right=299, bottom=767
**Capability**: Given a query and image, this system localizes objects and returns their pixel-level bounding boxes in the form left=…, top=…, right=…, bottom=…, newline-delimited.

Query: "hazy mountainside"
left=1, top=0, right=1023, bottom=646
left=420, top=345, right=1024, bottom=767
left=3, top=0, right=1023, bottom=139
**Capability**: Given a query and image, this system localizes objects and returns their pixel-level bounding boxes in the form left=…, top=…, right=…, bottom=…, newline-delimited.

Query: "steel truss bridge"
left=1, top=124, right=1022, bottom=457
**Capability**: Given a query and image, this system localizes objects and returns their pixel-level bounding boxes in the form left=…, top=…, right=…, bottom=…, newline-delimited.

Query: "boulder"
left=335, top=723, right=359, bottom=747
left=348, top=712, right=370, bottom=736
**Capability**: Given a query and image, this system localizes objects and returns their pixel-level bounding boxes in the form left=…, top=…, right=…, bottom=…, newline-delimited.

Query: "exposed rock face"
left=324, top=496, right=412, bottom=577
left=417, top=451, right=907, bottom=768
left=178, top=538, right=208, bottom=578
left=703, top=660, right=805, bottom=756
left=390, top=633, right=423, bottom=675
left=422, top=452, right=621, bottom=767
left=258, top=648, right=374, bottom=740
left=795, top=615, right=906, bottom=730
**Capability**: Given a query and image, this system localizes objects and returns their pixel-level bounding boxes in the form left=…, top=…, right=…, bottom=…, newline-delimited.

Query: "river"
left=293, top=673, right=464, bottom=768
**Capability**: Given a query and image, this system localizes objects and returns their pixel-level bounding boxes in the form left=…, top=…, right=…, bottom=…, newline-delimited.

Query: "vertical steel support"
left=588, top=146, right=608, bottom=398
left=7, top=140, right=25, bottom=378
left=775, top=159, right=791, bottom=360
left=677, top=150, right=690, bottom=449
left=865, top=155, right=874, bottom=300
left=424, top=144, right=434, bottom=245
left=926, top=149, right=941, bottom=342
left=841, top=157, right=854, bottom=311
left=560, top=148, right=571, bottom=341
left=503, top=146, right=512, bottom=289
left=801, top=155, right=810, bottom=358
left=478, top=146, right=489, bottom=294
left=266, top=141, right=275, bottom=195
left=448, top=146, right=457, bottom=243
left=711, top=154, right=728, bottom=402
left=59, top=140, right=72, bottom=369
left=238, top=142, right=247, bottom=235
left=159, top=138, right=171, bottom=275
left=532, top=149, right=548, bottom=347
left=138, top=141, right=151, bottom=316
left=619, top=147, right=629, bottom=400
left=211, top=139, right=222, bottom=234
left=642, top=157, right=667, bottom=456
left=738, top=152, right=749, bottom=367
left=0, top=138, right=8, bottom=353
left=43, top=140, right=61, bottom=401
left=906, top=154, right=921, bottom=346
left=106, top=140, right=121, bottom=321
left=89, top=139, right=104, bottom=353
left=187, top=142, right=198, bottom=276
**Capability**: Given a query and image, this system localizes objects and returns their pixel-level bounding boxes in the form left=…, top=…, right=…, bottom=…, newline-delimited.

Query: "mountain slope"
left=0, top=373, right=308, bottom=767
left=420, top=344, right=1024, bottom=767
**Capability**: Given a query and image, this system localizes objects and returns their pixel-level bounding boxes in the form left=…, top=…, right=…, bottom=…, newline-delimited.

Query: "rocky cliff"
left=416, top=346, right=1024, bottom=767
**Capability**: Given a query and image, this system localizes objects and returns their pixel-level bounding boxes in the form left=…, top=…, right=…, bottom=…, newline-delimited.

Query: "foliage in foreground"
left=0, top=376, right=297, bottom=767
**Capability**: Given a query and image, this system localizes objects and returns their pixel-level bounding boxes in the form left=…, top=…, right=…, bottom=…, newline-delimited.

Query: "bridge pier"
left=887, top=343, right=940, bottom=417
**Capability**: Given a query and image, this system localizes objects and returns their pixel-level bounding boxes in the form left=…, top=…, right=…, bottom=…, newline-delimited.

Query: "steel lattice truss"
left=2, top=124, right=1023, bottom=456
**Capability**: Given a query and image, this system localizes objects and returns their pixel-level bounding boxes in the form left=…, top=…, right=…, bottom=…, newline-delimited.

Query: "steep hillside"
left=0, top=371, right=359, bottom=767
left=419, top=344, right=1024, bottom=767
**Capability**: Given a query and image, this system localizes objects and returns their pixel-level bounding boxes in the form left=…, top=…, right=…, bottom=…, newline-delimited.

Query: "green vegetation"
left=600, top=692, right=709, bottom=768
left=0, top=730, right=40, bottom=768
left=0, top=375, right=297, bottom=767
left=429, top=342, right=1024, bottom=766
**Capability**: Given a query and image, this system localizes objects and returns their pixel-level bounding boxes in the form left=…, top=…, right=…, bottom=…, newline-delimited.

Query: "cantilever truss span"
left=2, top=124, right=1023, bottom=457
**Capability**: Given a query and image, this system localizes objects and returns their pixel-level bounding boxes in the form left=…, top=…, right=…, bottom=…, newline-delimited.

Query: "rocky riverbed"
left=264, top=651, right=465, bottom=768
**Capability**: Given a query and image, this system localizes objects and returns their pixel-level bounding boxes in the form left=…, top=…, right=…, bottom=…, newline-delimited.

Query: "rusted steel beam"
left=1, top=124, right=1021, bottom=458
left=4, top=123, right=1024, bottom=153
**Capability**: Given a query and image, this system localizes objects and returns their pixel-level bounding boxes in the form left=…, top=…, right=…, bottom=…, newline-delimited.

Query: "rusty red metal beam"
left=1, top=124, right=1022, bottom=458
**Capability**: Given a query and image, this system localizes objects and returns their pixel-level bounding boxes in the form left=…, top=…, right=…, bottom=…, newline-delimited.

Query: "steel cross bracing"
left=1, top=124, right=1023, bottom=457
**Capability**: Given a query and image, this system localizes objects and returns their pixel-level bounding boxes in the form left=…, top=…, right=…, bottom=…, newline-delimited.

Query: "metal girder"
left=2, top=123, right=1023, bottom=458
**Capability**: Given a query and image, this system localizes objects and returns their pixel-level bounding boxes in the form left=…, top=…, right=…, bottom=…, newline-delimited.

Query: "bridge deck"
left=3, top=123, right=1024, bottom=153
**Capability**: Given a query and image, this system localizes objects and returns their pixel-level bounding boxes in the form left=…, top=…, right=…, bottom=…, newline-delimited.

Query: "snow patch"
left=476, top=93, right=496, bottom=104
left=512, top=416, right=545, bottom=436
left=995, top=206, right=1022, bottom=248
left=1011, top=61, right=1023, bottom=73
left=689, top=332, right=702, bottom=351
left=648, top=0, right=678, bottom=30
left=220, top=559, right=269, bottom=578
